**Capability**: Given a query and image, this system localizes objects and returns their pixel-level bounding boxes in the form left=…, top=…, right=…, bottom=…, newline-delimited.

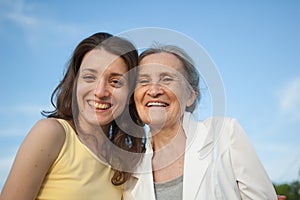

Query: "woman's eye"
left=111, top=79, right=124, bottom=88
left=82, top=74, right=96, bottom=81
left=161, top=77, right=174, bottom=84
left=138, top=79, right=150, bottom=85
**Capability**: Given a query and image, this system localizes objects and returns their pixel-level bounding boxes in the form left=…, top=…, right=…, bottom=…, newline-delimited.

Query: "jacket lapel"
left=123, top=143, right=156, bottom=200
left=182, top=113, right=213, bottom=200
left=124, top=113, right=215, bottom=200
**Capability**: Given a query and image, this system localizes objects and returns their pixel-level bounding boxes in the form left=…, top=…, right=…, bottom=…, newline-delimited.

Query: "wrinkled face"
left=134, top=52, right=195, bottom=130
left=76, top=48, right=129, bottom=131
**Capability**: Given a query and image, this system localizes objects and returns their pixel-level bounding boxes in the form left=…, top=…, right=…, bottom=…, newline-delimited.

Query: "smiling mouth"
left=146, top=102, right=169, bottom=107
left=93, top=102, right=112, bottom=110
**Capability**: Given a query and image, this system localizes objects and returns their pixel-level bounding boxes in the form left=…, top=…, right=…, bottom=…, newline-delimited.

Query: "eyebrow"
left=80, top=68, right=97, bottom=73
left=138, top=74, right=151, bottom=78
left=138, top=72, right=177, bottom=78
left=80, top=68, right=126, bottom=77
left=110, top=72, right=127, bottom=78
left=159, top=72, right=177, bottom=77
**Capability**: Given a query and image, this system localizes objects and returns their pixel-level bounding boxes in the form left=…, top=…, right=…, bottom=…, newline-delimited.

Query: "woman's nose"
left=147, top=83, right=163, bottom=97
left=94, top=79, right=110, bottom=98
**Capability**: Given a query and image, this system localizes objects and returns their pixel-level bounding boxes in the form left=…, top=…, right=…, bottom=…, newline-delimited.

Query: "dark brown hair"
left=43, top=32, right=145, bottom=185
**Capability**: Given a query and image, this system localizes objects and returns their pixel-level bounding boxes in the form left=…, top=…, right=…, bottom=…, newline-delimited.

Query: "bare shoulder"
left=34, top=118, right=64, bottom=131
left=24, top=118, right=66, bottom=154
left=0, top=118, right=67, bottom=199
left=31, top=118, right=65, bottom=138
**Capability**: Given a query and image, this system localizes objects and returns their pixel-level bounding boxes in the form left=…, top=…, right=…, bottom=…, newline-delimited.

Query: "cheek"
left=133, top=93, right=144, bottom=115
left=133, top=88, right=145, bottom=103
left=76, top=86, right=85, bottom=105
left=113, top=88, right=129, bottom=106
left=77, top=81, right=95, bottom=95
left=171, top=89, right=189, bottom=112
left=135, top=104, right=144, bottom=116
left=170, top=87, right=184, bottom=103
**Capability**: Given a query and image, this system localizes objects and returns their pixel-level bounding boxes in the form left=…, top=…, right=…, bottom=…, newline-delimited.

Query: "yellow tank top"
left=36, top=119, right=123, bottom=200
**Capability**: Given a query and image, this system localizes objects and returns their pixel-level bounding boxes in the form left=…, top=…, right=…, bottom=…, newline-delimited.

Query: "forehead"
left=139, top=52, right=186, bottom=76
left=81, top=49, right=128, bottom=73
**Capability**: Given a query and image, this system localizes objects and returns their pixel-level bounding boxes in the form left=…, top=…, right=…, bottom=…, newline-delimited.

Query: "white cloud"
left=0, top=0, right=84, bottom=48
left=13, top=104, right=51, bottom=116
left=0, top=103, right=52, bottom=116
left=279, top=76, right=300, bottom=122
left=0, top=128, right=27, bottom=137
left=0, top=103, right=51, bottom=136
left=2, top=0, right=38, bottom=27
left=0, top=0, right=38, bottom=27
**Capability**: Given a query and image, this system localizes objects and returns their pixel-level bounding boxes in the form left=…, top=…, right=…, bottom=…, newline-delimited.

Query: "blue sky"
left=0, top=0, right=300, bottom=189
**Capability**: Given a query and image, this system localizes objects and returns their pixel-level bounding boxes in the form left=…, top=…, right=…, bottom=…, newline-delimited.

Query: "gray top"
left=154, top=176, right=183, bottom=200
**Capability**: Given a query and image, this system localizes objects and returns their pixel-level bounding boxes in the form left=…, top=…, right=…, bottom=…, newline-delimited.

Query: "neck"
left=76, top=121, right=110, bottom=162
left=150, top=122, right=187, bottom=171
left=150, top=123, right=182, bottom=150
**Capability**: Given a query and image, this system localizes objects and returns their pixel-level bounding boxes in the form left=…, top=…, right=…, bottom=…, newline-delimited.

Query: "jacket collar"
left=182, top=112, right=213, bottom=199
left=129, top=112, right=214, bottom=200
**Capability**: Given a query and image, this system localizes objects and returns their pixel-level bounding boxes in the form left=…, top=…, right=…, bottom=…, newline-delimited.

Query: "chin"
left=148, top=119, right=167, bottom=129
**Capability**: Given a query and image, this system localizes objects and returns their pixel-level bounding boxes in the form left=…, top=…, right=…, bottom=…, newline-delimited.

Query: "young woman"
left=0, top=32, right=145, bottom=200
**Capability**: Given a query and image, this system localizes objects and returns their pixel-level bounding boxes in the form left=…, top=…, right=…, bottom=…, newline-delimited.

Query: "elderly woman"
left=124, top=45, right=277, bottom=199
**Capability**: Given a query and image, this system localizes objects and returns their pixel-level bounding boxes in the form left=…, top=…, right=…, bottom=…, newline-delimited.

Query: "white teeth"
left=94, top=102, right=111, bottom=109
left=147, top=102, right=167, bottom=107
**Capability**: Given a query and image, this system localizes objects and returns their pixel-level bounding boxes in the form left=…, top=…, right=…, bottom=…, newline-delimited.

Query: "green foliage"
left=274, top=181, right=300, bottom=200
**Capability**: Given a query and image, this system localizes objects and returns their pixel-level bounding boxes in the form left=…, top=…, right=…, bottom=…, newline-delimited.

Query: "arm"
left=229, top=119, right=277, bottom=199
left=0, top=118, right=65, bottom=200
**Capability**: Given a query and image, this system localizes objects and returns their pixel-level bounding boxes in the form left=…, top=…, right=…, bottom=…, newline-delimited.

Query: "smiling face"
left=134, top=52, right=196, bottom=130
left=76, top=48, right=129, bottom=132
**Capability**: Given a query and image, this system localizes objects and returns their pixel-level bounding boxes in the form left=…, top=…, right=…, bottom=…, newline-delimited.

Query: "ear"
left=186, top=90, right=198, bottom=107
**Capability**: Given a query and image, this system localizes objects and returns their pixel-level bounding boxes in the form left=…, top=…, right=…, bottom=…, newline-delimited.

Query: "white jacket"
left=124, top=113, right=277, bottom=199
